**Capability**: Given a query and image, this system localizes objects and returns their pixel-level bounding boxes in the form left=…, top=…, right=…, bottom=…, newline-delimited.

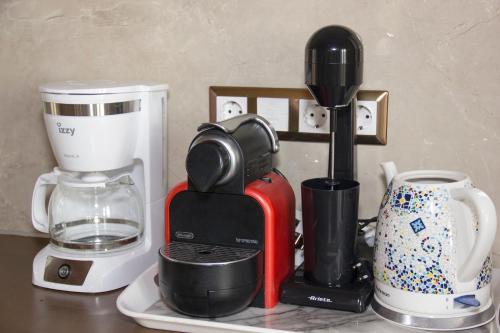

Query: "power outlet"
left=356, top=100, right=377, bottom=136
left=216, top=96, right=248, bottom=121
left=355, top=90, right=388, bottom=145
left=209, top=87, right=388, bottom=145
left=298, top=99, right=329, bottom=134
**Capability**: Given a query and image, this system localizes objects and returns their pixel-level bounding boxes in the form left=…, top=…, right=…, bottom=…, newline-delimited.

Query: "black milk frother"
left=305, top=25, right=362, bottom=182
left=303, top=25, right=363, bottom=287
left=281, top=26, right=373, bottom=312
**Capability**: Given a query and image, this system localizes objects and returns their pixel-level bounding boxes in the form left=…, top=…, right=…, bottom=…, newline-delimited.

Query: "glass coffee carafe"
left=33, top=168, right=144, bottom=253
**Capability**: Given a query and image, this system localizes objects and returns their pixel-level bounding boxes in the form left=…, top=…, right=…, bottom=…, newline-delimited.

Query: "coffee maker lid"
left=39, top=80, right=168, bottom=95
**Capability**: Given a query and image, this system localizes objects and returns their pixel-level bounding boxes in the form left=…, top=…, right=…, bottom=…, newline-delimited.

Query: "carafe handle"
left=452, top=188, right=497, bottom=282
left=31, top=171, right=58, bottom=233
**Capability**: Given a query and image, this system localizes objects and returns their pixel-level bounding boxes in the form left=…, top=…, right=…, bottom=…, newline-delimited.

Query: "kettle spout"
left=381, top=161, right=398, bottom=185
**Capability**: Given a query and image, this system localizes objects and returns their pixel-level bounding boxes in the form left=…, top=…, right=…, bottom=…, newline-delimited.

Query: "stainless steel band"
left=43, top=100, right=141, bottom=116
left=371, top=297, right=495, bottom=330
left=50, top=219, right=142, bottom=251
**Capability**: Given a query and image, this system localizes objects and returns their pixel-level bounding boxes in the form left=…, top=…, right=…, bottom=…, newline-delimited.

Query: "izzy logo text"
left=57, top=122, right=75, bottom=136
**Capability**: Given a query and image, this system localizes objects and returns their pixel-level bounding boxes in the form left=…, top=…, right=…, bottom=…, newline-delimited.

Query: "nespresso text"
left=235, top=237, right=258, bottom=245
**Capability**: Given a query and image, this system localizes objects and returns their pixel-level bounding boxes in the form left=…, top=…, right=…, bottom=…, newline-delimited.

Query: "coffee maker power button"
left=57, top=264, right=71, bottom=279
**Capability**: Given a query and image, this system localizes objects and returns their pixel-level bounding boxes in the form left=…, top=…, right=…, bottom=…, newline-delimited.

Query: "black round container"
left=301, top=177, right=359, bottom=287
left=158, top=242, right=262, bottom=317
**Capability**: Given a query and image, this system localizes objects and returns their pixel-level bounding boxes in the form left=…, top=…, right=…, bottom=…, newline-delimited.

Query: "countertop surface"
left=0, top=235, right=161, bottom=333
left=1, top=234, right=498, bottom=333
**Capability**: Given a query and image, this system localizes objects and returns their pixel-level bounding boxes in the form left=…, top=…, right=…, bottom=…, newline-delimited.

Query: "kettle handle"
left=380, top=161, right=398, bottom=185
left=452, top=188, right=497, bottom=282
left=31, top=171, right=58, bottom=233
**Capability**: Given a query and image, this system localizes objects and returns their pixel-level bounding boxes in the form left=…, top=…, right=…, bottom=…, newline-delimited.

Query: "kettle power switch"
left=453, top=295, right=480, bottom=308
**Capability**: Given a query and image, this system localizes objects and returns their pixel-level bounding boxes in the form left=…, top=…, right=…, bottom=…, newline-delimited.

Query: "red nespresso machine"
left=160, top=114, right=295, bottom=317
left=280, top=26, right=373, bottom=312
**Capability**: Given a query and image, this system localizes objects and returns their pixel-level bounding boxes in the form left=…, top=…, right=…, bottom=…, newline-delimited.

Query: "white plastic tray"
left=117, top=263, right=500, bottom=333
left=116, top=263, right=298, bottom=333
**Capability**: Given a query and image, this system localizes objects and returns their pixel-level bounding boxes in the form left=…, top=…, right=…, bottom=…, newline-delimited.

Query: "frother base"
left=280, top=265, right=373, bottom=313
left=372, top=295, right=495, bottom=331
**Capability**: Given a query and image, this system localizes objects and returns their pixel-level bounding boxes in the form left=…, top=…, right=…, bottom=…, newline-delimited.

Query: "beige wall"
left=1, top=0, right=500, bottom=260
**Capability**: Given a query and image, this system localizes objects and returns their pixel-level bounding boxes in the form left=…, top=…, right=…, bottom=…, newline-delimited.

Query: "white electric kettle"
left=372, top=161, right=497, bottom=330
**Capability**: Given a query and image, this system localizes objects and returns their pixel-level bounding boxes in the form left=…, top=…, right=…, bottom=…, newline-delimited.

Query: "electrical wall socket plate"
left=256, top=97, right=289, bottom=131
left=356, top=100, right=377, bottom=136
left=356, top=91, right=389, bottom=145
left=298, top=99, right=329, bottom=134
left=209, top=86, right=388, bottom=145
left=216, top=96, right=248, bottom=121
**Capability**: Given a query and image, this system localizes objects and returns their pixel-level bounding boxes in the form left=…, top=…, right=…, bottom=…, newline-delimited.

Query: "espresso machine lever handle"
left=198, top=114, right=279, bottom=153
left=32, top=169, right=59, bottom=233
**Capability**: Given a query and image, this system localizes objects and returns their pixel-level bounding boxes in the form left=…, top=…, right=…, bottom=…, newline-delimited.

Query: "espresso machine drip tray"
left=159, top=242, right=263, bottom=317
left=161, top=242, right=259, bottom=264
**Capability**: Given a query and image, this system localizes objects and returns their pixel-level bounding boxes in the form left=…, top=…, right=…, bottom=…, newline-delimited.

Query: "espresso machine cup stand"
left=280, top=26, right=373, bottom=312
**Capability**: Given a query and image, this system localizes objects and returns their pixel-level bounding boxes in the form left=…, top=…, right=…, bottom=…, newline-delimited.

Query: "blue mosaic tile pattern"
left=410, top=218, right=426, bottom=234
left=477, top=256, right=492, bottom=289
left=374, top=179, right=492, bottom=295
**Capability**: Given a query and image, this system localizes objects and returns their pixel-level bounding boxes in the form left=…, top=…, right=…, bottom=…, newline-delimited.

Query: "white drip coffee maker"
left=31, top=81, right=168, bottom=292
